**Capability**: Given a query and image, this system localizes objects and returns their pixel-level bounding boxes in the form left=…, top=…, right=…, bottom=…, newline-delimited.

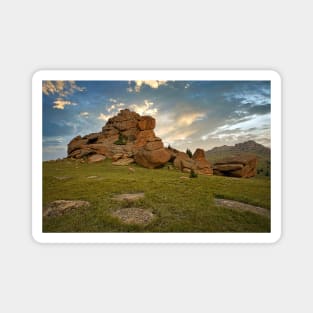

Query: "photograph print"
left=33, top=70, right=281, bottom=243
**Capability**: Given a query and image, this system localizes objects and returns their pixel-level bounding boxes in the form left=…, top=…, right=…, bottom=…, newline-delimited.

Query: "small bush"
left=189, top=169, right=198, bottom=178
left=186, top=148, right=192, bottom=158
left=114, top=133, right=127, bottom=145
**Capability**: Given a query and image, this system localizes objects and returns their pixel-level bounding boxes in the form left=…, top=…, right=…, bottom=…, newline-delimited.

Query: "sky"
left=42, top=80, right=271, bottom=160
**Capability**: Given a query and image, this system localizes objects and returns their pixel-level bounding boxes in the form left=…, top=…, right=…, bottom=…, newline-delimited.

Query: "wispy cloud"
left=53, top=98, right=77, bottom=110
left=224, top=88, right=270, bottom=107
left=43, top=80, right=85, bottom=97
left=43, top=81, right=85, bottom=110
left=98, top=113, right=113, bottom=121
left=129, top=100, right=158, bottom=116
left=42, top=136, right=65, bottom=145
left=128, top=80, right=168, bottom=92
left=80, top=112, right=89, bottom=117
left=201, top=113, right=270, bottom=143
left=176, top=112, right=206, bottom=126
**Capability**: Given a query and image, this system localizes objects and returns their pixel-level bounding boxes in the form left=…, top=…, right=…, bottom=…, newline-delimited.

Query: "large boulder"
left=68, top=136, right=88, bottom=155
left=213, top=155, right=257, bottom=178
left=138, top=116, right=156, bottom=130
left=135, top=141, right=171, bottom=169
left=173, top=149, right=213, bottom=175
left=173, top=152, right=192, bottom=171
left=192, top=148, right=213, bottom=175
left=134, top=130, right=156, bottom=148
left=192, top=148, right=206, bottom=160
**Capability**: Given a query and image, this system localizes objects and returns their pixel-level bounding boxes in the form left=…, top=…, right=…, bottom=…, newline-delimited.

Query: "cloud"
left=42, top=81, right=57, bottom=95
left=224, top=85, right=270, bottom=107
left=43, top=80, right=85, bottom=97
left=154, top=110, right=205, bottom=148
left=42, top=136, right=65, bottom=145
left=44, top=81, right=85, bottom=110
left=129, top=100, right=158, bottom=116
left=52, top=98, right=77, bottom=110
left=128, top=80, right=168, bottom=92
left=107, top=104, right=116, bottom=112
left=98, top=113, right=113, bottom=121
left=176, top=112, right=206, bottom=126
left=80, top=112, right=89, bottom=117
left=201, top=113, right=270, bottom=143
left=163, top=129, right=198, bottom=143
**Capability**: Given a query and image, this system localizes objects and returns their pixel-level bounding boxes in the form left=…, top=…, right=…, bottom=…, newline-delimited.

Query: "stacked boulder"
left=67, top=109, right=171, bottom=168
left=172, top=148, right=213, bottom=175
left=213, top=155, right=257, bottom=178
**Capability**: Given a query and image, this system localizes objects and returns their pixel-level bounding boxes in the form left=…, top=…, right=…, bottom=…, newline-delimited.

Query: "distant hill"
left=205, top=140, right=270, bottom=176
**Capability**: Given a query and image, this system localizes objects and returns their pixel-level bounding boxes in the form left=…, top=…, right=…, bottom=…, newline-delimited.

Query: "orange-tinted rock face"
left=134, top=130, right=156, bottom=148
left=173, top=150, right=213, bottom=175
left=135, top=146, right=171, bottom=169
left=192, top=148, right=213, bottom=175
left=67, top=109, right=170, bottom=169
left=137, top=116, right=156, bottom=130
left=213, top=155, right=257, bottom=178
left=192, top=148, right=206, bottom=160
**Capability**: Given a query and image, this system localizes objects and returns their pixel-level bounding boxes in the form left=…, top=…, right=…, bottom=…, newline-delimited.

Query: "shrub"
left=186, top=148, right=192, bottom=158
left=114, top=133, right=127, bottom=145
left=189, top=169, right=198, bottom=178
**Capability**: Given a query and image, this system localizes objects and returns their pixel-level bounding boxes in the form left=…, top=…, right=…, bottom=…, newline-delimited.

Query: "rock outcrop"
left=68, top=109, right=257, bottom=177
left=192, top=148, right=213, bottom=175
left=135, top=141, right=171, bottom=169
left=67, top=109, right=170, bottom=168
left=213, top=155, right=257, bottom=178
left=173, top=148, right=213, bottom=175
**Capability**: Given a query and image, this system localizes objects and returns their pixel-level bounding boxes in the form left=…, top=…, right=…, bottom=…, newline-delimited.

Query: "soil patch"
left=112, top=208, right=154, bottom=225
left=214, top=198, right=270, bottom=217
left=54, top=176, right=71, bottom=180
left=112, top=193, right=145, bottom=201
left=43, top=200, right=90, bottom=217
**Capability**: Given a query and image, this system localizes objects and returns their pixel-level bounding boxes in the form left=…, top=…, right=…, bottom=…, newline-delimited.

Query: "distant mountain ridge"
left=205, top=140, right=270, bottom=176
left=208, top=140, right=270, bottom=155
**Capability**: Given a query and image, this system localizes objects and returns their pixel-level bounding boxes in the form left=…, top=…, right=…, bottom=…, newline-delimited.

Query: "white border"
left=32, top=70, right=281, bottom=244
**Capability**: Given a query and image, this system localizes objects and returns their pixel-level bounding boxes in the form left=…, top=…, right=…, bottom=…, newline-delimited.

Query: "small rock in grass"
left=43, top=200, right=90, bottom=217
left=112, top=193, right=145, bottom=201
left=112, top=208, right=154, bottom=225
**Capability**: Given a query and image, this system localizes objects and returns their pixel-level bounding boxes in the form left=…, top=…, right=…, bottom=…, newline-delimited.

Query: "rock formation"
left=213, top=155, right=257, bottom=178
left=192, top=148, right=213, bottom=175
left=67, top=109, right=257, bottom=177
left=172, top=148, right=213, bottom=175
left=67, top=109, right=170, bottom=168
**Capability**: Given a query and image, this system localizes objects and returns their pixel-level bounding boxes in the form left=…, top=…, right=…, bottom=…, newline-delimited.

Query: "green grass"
left=43, top=159, right=271, bottom=233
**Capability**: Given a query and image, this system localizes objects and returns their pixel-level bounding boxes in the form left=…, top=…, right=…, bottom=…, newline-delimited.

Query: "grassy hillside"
left=43, top=159, right=271, bottom=233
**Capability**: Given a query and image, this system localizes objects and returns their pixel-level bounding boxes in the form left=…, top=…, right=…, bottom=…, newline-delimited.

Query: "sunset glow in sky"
left=42, top=80, right=270, bottom=160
